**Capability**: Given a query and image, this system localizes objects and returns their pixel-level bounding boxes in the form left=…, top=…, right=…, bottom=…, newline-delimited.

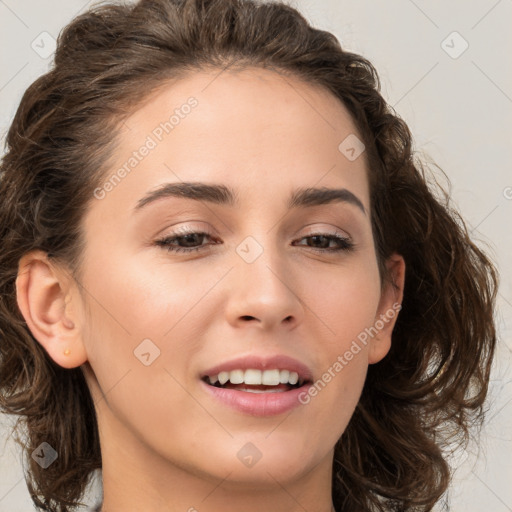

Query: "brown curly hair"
left=0, top=0, right=498, bottom=510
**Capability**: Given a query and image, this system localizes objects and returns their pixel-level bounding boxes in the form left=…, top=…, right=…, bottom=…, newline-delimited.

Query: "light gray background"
left=0, top=0, right=510, bottom=510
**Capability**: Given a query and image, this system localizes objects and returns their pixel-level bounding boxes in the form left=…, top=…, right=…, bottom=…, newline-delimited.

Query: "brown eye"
left=155, top=231, right=217, bottom=253
left=293, top=233, right=354, bottom=253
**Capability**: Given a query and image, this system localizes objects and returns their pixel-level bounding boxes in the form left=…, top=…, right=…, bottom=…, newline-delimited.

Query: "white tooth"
left=244, top=369, right=262, bottom=385
left=279, top=369, right=290, bottom=384
left=229, top=369, right=244, bottom=384
left=218, top=371, right=230, bottom=385
left=262, top=369, right=280, bottom=385
left=213, top=368, right=301, bottom=387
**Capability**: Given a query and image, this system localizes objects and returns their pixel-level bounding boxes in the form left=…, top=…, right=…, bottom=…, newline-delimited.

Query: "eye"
left=154, top=229, right=354, bottom=255
left=292, top=232, right=355, bottom=253
left=154, top=229, right=218, bottom=254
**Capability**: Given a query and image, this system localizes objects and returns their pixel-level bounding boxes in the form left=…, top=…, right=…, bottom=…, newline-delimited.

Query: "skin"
left=15, top=67, right=405, bottom=512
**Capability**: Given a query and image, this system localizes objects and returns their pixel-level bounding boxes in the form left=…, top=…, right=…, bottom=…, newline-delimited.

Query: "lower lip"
left=200, top=379, right=312, bottom=417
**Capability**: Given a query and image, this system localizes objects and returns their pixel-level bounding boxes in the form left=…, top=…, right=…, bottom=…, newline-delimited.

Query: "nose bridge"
left=226, top=231, right=304, bottom=326
left=237, top=228, right=291, bottom=282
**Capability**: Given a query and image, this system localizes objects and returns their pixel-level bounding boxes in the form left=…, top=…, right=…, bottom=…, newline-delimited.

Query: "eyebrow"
left=133, top=182, right=366, bottom=215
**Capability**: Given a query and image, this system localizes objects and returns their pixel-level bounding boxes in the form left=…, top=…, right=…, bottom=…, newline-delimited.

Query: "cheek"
left=79, top=253, right=211, bottom=440
left=79, top=250, right=229, bottom=399
left=82, top=249, right=213, bottom=337
left=298, top=258, right=380, bottom=411
left=301, top=258, right=382, bottom=342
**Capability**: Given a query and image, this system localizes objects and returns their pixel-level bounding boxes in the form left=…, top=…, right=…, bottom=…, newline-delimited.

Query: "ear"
left=15, top=250, right=88, bottom=369
left=368, top=253, right=405, bottom=364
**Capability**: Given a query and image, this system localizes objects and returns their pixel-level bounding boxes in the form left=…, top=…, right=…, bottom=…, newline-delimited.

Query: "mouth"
left=199, top=355, right=314, bottom=416
left=201, top=369, right=311, bottom=393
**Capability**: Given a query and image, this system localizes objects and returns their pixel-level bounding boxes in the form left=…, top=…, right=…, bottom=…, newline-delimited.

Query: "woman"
left=0, top=0, right=498, bottom=510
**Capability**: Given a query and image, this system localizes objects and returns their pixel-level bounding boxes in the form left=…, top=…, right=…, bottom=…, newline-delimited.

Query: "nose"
left=224, top=236, right=305, bottom=331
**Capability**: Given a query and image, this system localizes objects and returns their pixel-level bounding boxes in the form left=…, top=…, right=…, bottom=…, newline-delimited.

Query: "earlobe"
left=368, top=253, right=406, bottom=364
left=15, top=250, right=87, bottom=369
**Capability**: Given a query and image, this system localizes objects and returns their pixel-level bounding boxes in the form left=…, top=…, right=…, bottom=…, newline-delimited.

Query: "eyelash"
left=154, top=229, right=355, bottom=254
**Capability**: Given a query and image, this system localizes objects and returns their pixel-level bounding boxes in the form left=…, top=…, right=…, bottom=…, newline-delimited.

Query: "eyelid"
left=171, top=224, right=211, bottom=234
left=157, top=222, right=213, bottom=237
left=301, top=225, right=349, bottom=236
left=154, top=224, right=356, bottom=256
left=159, top=223, right=350, bottom=241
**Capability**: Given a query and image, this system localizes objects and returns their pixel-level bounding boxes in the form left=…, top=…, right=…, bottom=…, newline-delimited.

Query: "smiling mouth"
left=201, top=370, right=310, bottom=393
left=200, top=368, right=313, bottom=415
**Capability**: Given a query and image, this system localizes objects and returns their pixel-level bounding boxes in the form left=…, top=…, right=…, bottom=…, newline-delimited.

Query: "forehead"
left=124, top=65, right=362, bottom=150
left=90, top=67, right=370, bottom=219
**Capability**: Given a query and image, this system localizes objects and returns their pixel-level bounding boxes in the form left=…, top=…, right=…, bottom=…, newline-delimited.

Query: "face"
left=19, top=67, right=404, bottom=499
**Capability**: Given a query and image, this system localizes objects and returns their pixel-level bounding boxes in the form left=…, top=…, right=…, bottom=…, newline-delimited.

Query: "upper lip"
left=200, top=354, right=314, bottom=382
